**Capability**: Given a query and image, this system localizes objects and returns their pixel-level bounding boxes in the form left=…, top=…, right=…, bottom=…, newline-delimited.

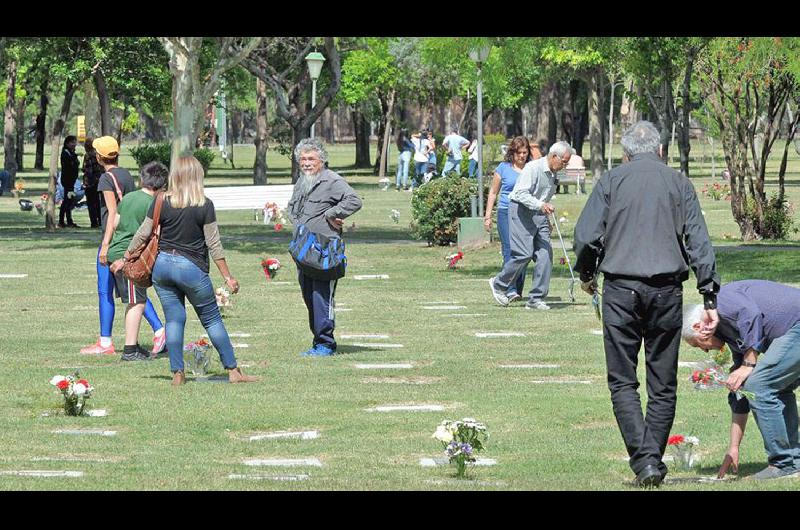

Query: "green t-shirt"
left=108, top=190, right=155, bottom=262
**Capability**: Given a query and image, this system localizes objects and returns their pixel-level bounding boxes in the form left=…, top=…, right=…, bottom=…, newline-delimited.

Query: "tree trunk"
left=777, top=105, right=800, bottom=202
left=94, top=68, right=113, bottom=136
left=290, top=123, right=311, bottom=183
left=46, top=81, right=77, bottom=230
left=4, top=60, right=18, bottom=185
left=15, top=94, right=25, bottom=171
left=536, top=81, right=557, bottom=145
left=587, top=69, right=605, bottom=180
left=253, top=78, right=269, bottom=185
left=116, top=99, right=128, bottom=146
left=34, top=77, right=48, bottom=170
left=676, top=49, right=697, bottom=177
left=377, top=89, right=396, bottom=179
left=353, top=107, right=371, bottom=168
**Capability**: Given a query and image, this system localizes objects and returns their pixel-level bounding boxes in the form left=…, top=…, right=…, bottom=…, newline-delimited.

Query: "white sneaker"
left=507, top=293, right=522, bottom=303
left=525, top=300, right=550, bottom=310
left=489, top=277, right=509, bottom=306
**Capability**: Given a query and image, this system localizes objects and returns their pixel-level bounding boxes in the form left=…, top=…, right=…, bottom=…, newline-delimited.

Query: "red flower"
left=56, top=380, right=69, bottom=390
left=668, top=435, right=685, bottom=446
left=691, top=370, right=701, bottom=383
left=274, top=223, right=283, bottom=232
left=77, top=379, right=89, bottom=387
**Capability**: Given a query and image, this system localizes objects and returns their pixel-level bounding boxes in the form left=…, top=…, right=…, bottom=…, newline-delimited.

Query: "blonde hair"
left=166, top=156, right=206, bottom=208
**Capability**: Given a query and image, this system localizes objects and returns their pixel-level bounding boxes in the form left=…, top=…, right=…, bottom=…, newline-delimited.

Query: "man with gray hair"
left=683, top=280, right=800, bottom=480
left=489, top=140, right=572, bottom=310
left=287, top=138, right=362, bottom=357
left=572, top=120, right=720, bottom=488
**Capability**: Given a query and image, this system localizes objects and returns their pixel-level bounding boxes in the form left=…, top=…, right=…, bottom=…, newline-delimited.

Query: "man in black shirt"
left=573, top=121, right=720, bottom=488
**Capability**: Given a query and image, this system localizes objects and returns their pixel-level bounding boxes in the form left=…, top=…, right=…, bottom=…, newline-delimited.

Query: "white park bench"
left=204, top=184, right=294, bottom=220
left=558, top=167, right=587, bottom=194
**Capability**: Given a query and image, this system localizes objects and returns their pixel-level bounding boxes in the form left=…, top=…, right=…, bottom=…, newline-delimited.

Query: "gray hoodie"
left=287, top=168, right=362, bottom=239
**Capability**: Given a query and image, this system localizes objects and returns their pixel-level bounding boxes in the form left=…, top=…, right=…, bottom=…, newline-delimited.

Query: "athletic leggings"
left=96, top=245, right=163, bottom=337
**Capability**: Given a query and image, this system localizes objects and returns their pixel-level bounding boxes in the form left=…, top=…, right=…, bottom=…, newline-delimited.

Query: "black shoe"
left=633, top=465, right=663, bottom=488
left=67, top=223, right=80, bottom=228
left=121, top=349, right=151, bottom=362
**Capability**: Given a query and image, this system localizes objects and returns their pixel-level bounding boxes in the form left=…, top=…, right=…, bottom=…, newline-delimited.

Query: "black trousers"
left=601, top=275, right=683, bottom=476
left=85, top=186, right=101, bottom=227
left=59, top=191, right=75, bottom=225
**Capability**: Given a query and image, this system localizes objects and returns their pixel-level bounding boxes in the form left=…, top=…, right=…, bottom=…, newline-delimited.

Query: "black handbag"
left=288, top=223, right=347, bottom=281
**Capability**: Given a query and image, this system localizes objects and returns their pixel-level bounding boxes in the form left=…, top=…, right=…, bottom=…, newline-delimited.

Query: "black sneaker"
left=121, top=348, right=151, bottom=362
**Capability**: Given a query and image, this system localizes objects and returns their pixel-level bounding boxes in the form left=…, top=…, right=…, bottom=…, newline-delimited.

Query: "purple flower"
left=462, top=443, right=473, bottom=455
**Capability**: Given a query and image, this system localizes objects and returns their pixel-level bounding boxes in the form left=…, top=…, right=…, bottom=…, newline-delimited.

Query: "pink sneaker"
left=80, top=340, right=115, bottom=355
left=152, top=332, right=167, bottom=356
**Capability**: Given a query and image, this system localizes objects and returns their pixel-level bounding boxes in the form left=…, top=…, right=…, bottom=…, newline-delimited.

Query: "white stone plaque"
left=498, top=364, right=560, bottom=369
left=228, top=473, right=309, bottom=481
left=366, top=404, right=444, bottom=412
left=350, top=343, right=404, bottom=348
left=423, top=306, right=467, bottom=310
left=0, top=274, right=27, bottom=278
left=530, top=380, right=592, bottom=385
left=353, top=275, right=390, bottom=280
left=242, top=458, right=322, bottom=467
left=475, top=332, right=526, bottom=338
left=248, top=431, right=319, bottom=442
left=0, top=470, right=84, bottom=477
left=340, top=334, right=390, bottom=339
left=354, top=363, right=413, bottom=370
left=52, top=429, right=117, bottom=436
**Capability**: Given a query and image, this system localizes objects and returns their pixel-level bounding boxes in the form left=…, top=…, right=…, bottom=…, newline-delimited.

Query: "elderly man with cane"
left=572, top=121, right=720, bottom=488
left=488, top=141, right=572, bottom=310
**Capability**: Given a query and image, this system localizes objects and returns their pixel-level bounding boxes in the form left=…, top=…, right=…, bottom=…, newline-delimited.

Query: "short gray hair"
left=621, top=120, right=661, bottom=157
left=681, top=304, right=705, bottom=342
left=548, top=141, right=572, bottom=158
left=140, top=161, right=168, bottom=191
left=294, top=138, right=329, bottom=164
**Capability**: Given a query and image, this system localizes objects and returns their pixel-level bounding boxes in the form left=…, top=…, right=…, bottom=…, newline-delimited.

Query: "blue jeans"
left=442, top=157, right=461, bottom=176
left=396, top=151, right=411, bottom=188
left=468, top=159, right=478, bottom=177
left=496, top=208, right=526, bottom=297
left=151, top=252, right=237, bottom=373
left=742, top=322, right=800, bottom=470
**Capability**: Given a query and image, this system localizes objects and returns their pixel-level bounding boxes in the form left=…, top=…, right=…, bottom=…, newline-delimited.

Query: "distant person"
left=108, top=162, right=169, bottom=362
left=557, top=147, right=585, bottom=194
left=441, top=126, right=469, bottom=177
left=484, top=136, right=532, bottom=302
left=489, top=141, right=572, bottom=311
left=58, top=135, right=80, bottom=228
left=82, top=137, right=103, bottom=228
left=126, top=155, right=257, bottom=385
left=467, top=138, right=480, bottom=178
left=80, top=136, right=165, bottom=356
left=529, top=138, right=547, bottom=160
left=427, top=135, right=438, bottom=175
left=411, top=130, right=431, bottom=189
left=395, top=129, right=414, bottom=191
left=0, top=169, right=10, bottom=194
left=288, top=138, right=362, bottom=357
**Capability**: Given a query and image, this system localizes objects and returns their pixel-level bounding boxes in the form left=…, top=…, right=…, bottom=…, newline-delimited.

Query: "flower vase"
left=453, top=457, right=468, bottom=478
left=673, top=447, right=696, bottom=471
left=64, top=395, right=86, bottom=416
left=186, top=347, right=210, bottom=377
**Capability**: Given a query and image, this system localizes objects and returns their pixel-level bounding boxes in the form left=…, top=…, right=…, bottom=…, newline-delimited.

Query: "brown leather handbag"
left=122, top=192, right=165, bottom=288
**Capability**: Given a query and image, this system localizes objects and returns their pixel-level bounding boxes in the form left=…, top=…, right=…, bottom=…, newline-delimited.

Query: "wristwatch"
left=742, top=360, right=757, bottom=368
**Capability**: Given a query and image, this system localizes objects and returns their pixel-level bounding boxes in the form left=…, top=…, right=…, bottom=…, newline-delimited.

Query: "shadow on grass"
left=336, top=344, right=391, bottom=354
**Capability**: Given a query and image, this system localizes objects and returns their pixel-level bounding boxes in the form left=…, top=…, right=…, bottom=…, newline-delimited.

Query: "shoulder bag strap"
left=107, top=170, right=123, bottom=202
left=151, top=192, right=165, bottom=237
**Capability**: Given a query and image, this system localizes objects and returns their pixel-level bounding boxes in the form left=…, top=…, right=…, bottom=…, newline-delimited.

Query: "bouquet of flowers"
left=12, top=179, right=26, bottom=198
left=35, top=193, right=48, bottom=216
left=215, top=286, right=232, bottom=316
left=184, top=338, right=211, bottom=376
left=261, top=257, right=281, bottom=280
left=668, top=434, right=700, bottom=471
left=50, top=372, right=93, bottom=416
left=445, top=251, right=464, bottom=270
left=701, top=182, right=731, bottom=201
left=390, top=209, right=400, bottom=223
left=378, top=177, right=391, bottom=191
left=263, top=201, right=288, bottom=229
left=432, top=418, right=488, bottom=478
left=688, top=346, right=756, bottom=401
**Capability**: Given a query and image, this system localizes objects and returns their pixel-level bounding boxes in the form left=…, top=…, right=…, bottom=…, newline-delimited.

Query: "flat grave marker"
left=340, top=334, right=390, bottom=339
left=442, top=313, right=488, bottom=318
left=530, top=380, right=592, bottom=385
left=349, top=343, right=404, bottom=348
left=86, top=409, right=108, bottom=417
left=0, top=470, right=84, bottom=478
left=366, top=404, right=445, bottom=412
left=52, top=429, right=117, bottom=436
left=354, top=363, right=413, bottom=369
left=242, top=458, right=322, bottom=467
left=498, top=363, right=561, bottom=369
left=423, top=305, right=467, bottom=310
left=420, top=457, right=497, bottom=467
left=0, top=274, right=27, bottom=279
left=353, top=274, right=390, bottom=280
left=248, top=430, right=319, bottom=442
left=590, top=329, right=603, bottom=335
left=228, top=473, right=309, bottom=481
left=475, top=332, right=526, bottom=338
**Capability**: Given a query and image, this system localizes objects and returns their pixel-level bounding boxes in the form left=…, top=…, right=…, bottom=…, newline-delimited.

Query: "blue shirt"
left=715, top=280, right=800, bottom=413
left=443, top=134, right=468, bottom=160
left=494, top=162, right=521, bottom=210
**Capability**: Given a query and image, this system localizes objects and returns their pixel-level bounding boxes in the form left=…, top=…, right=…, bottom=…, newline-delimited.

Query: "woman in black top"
left=59, top=135, right=80, bottom=228
left=126, top=155, right=258, bottom=386
left=82, top=137, right=103, bottom=228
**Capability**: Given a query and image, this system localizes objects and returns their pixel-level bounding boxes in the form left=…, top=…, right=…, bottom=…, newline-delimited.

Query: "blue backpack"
left=288, top=224, right=347, bottom=280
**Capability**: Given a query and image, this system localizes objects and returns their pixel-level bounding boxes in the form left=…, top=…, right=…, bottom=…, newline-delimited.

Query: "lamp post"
left=305, top=51, right=326, bottom=139
left=469, top=45, right=490, bottom=218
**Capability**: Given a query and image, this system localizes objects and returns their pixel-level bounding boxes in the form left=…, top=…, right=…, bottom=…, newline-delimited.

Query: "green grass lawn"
left=0, top=144, right=799, bottom=491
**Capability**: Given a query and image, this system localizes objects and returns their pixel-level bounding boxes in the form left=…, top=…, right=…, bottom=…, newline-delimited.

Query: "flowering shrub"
left=50, top=373, right=93, bottom=416
left=700, top=182, right=731, bottom=201
left=432, top=418, right=488, bottom=478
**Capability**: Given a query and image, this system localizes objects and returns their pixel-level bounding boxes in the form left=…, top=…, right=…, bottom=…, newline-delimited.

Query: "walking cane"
left=549, top=213, right=576, bottom=303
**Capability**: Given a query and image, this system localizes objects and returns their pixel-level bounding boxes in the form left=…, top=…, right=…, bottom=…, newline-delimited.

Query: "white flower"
left=685, top=436, right=700, bottom=446
left=73, top=383, right=87, bottom=396
left=433, top=425, right=454, bottom=443
left=50, top=375, right=67, bottom=386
